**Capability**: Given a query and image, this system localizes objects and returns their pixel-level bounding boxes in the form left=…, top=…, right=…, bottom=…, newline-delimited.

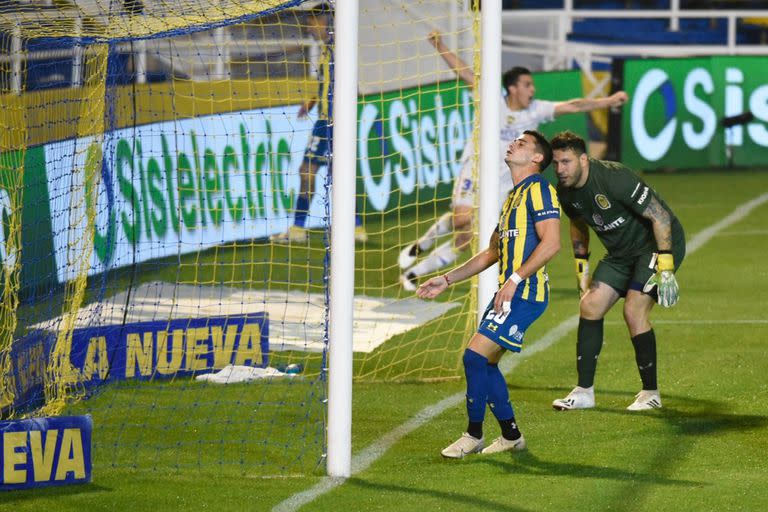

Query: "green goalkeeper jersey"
left=557, top=158, right=684, bottom=259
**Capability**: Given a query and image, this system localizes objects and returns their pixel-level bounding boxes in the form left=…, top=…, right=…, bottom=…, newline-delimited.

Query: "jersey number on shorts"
left=485, top=309, right=510, bottom=324
left=308, top=135, right=322, bottom=153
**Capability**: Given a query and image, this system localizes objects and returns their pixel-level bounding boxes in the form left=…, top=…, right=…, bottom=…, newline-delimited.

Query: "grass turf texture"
left=6, top=170, right=768, bottom=511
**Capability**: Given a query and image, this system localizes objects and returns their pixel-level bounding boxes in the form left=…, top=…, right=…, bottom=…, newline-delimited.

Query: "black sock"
left=631, top=329, right=658, bottom=390
left=577, top=317, right=604, bottom=388
left=467, top=421, right=483, bottom=439
left=498, top=418, right=521, bottom=441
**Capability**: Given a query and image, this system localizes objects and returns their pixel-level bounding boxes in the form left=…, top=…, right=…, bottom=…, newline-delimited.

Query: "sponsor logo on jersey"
left=592, top=213, right=604, bottom=226
left=637, top=186, right=650, bottom=206
left=593, top=216, right=627, bottom=232
left=571, top=202, right=583, bottom=209
left=500, top=228, right=520, bottom=239
left=535, top=209, right=559, bottom=218
left=595, top=194, right=612, bottom=210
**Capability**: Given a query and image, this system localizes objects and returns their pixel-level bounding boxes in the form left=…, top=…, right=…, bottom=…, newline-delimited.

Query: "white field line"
left=606, top=319, right=768, bottom=325
left=713, top=229, right=768, bottom=236
left=272, top=191, right=768, bottom=512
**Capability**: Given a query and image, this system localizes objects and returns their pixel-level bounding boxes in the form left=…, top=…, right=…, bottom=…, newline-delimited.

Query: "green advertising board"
left=356, top=70, right=587, bottom=212
left=527, top=70, right=589, bottom=185
left=621, top=56, right=768, bottom=170
left=0, top=146, right=57, bottom=295
left=1, top=70, right=588, bottom=294
left=529, top=70, right=589, bottom=140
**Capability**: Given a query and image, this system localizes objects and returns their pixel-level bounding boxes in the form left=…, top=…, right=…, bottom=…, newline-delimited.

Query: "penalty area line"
left=272, top=191, right=768, bottom=512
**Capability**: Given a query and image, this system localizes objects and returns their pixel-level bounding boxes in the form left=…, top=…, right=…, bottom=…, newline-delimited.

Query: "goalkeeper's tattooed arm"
left=640, top=196, right=673, bottom=251
left=640, top=196, right=679, bottom=307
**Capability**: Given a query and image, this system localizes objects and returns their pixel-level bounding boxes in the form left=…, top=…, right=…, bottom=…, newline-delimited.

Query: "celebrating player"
left=550, top=131, right=686, bottom=411
left=417, top=131, right=560, bottom=458
left=398, top=30, right=628, bottom=291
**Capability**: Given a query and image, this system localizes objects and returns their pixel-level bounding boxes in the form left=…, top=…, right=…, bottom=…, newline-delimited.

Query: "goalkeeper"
left=549, top=131, right=685, bottom=412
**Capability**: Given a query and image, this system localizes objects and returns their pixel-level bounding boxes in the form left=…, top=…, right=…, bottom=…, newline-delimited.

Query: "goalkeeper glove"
left=574, top=255, right=590, bottom=296
left=642, top=251, right=679, bottom=307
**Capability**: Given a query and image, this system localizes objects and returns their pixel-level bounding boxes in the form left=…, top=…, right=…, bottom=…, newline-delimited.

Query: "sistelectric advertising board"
left=46, top=84, right=475, bottom=280
left=0, top=147, right=57, bottom=293
left=618, top=56, right=768, bottom=170
left=356, top=83, right=473, bottom=212
left=46, top=106, right=319, bottom=282
left=355, top=71, right=587, bottom=210
left=3, top=73, right=585, bottom=290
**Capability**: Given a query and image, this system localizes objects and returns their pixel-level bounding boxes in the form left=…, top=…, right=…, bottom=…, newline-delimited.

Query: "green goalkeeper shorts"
left=593, top=242, right=685, bottom=298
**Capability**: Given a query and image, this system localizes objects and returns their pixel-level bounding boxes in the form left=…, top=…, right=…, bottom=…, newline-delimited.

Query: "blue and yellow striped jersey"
left=497, top=174, right=561, bottom=303
left=317, top=41, right=332, bottom=121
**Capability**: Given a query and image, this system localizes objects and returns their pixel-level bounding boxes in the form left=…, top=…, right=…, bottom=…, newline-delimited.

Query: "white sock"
left=408, top=240, right=460, bottom=278
left=416, top=212, right=453, bottom=251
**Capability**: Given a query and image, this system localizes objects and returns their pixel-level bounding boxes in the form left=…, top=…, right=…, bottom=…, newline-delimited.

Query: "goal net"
left=0, top=0, right=479, bottom=476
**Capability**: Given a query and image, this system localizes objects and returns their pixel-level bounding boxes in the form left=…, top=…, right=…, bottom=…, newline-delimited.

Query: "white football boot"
left=354, top=226, right=369, bottom=243
left=441, top=433, right=484, bottom=459
left=627, top=390, right=662, bottom=411
left=269, top=225, right=308, bottom=244
left=399, top=272, right=418, bottom=292
left=552, top=386, right=596, bottom=411
left=398, top=243, right=420, bottom=269
left=481, top=435, right=526, bottom=454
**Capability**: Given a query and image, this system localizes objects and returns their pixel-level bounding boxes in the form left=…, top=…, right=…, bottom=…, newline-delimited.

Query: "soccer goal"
left=0, top=0, right=491, bottom=480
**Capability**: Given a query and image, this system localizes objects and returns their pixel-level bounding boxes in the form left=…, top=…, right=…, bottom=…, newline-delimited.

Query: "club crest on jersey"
left=511, top=193, right=524, bottom=209
left=592, top=213, right=604, bottom=226
left=595, top=194, right=611, bottom=210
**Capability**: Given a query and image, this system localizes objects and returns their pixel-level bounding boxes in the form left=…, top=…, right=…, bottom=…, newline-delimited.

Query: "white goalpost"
left=328, top=0, right=359, bottom=478
left=326, top=0, right=501, bottom=477
left=478, top=0, right=502, bottom=321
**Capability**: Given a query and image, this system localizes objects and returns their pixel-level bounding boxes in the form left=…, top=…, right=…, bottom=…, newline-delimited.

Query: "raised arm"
left=297, top=98, right=317, bottom=119
left=427, top=30, right=475, bottom=86
left=554, top=91, right=628, bottom=117
left=416, top=230, right=499, bottom=299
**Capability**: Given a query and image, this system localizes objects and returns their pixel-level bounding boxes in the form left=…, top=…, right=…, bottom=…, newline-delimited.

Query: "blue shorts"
left=304, top=119, right=331, bottom=165
left=477, top=294, right=548, bottom=353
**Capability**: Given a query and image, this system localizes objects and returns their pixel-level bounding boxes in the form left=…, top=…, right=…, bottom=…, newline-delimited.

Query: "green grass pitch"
left=7, top=170, right=768, bottom=511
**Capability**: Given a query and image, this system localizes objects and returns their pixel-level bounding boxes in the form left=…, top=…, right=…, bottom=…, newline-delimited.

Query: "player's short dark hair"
left=309, top=1, right=333, bottom=18
left=502, top=66, right=531, bottom=89
left=523, top=130, right=552, bottom=172
left=550, top=130, right=587, bottom=156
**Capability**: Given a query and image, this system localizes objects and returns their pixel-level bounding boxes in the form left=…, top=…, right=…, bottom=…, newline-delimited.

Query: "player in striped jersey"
left=416, top=130, right=560, bottom=458
left=270, top=2, right=367, bottom=244
left=550, top=131, right=685, bottom=412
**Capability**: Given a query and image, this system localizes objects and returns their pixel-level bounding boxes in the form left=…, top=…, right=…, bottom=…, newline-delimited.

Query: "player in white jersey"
left=399, top=31, right=628, bottom=291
